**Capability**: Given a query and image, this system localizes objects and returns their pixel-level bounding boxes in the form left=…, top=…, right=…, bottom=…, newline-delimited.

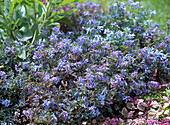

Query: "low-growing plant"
left=0, top=0, right=169, bottom=124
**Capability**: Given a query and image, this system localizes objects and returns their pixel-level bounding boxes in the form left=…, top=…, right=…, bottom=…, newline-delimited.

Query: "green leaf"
left=28, top=15, right=37, bottom=22
left=38, top=4, right=43, bottom=17
left=18, top=49, right=26, bottom=60
left=50, top=16, right=64, bottom=22
left=22, top=28, right=33, bottom=41
left=10, top=0, right=23, bottom=15
left=58, top=17, right=73, bottom=26
left=50, top=10, right=65, bottom=18
left=19, top=21, right=29, bottom=28
left=19, top=26, right=26, bottom=32
left=48, top=22, right=60, bottom=29
left=35, top=0, right=44, bottom=7
left=15, top=30, right=23, bottom=39
left=12, top=18, right=20, bottom=30
left=31, top=23, right=39, bottom=33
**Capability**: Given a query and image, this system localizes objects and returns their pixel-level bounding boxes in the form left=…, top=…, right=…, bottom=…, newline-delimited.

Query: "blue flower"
left=0, top=71, right=6, bottom=78
left=115, top=30, right=124, bottom=38
left=89, top=106, right=100, bottom=116
left=123, top=40, right=134, bottom=46
left=98, top=94, right=105, bottom=101
left=150, top=10, right=157, bottom=17
left=128, top=0, right=140, bottom=8
left=44, top=74, right=50, bottom=82
left=148, top=81, right=159, bottom=89
left=2, top=99, right=10, bottom=107
left=50, top=77, right=61, bottom=85
left=59, top=110, right=70, bottom=121
left=50, top=113, right=58, bottom=122
left=32, top=51, right=43, bottom=60
left=70, top=46, right=82, bottom=54
left=43, top=100, right=57, bottom=110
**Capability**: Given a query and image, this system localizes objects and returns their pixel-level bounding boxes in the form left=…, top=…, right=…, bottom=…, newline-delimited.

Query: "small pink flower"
left=43, top=0, right=47, bottom=4
left=67, top=5, right=72, bottom=9
left=62, top=6, right=68, bottom=11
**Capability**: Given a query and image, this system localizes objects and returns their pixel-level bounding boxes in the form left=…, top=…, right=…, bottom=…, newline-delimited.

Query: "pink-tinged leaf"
left=148, top=108, right=157, bottom=115
left=121, top=107, right=128, bottom=117
left=136, top=99, right=144, bottom=103
left=141, top=102, right=148, bottom=107
left=147, top=119, right=160, bottom=125
left=156, top=109, right=163, bottom=116
left=138, top=112, right=144, bottom=115
left=137, top=104, right=145, bottom=111
left=126, top=102, right=134, bottom=110
left=163, top=96, right=169, bottom=102
left=163, top=103, right=169, bottom=109
left=127, top=111, right=135, bottom=118
left=150, top=101, right=161, bottom=108
left=164, top=110, right=169, bottom=115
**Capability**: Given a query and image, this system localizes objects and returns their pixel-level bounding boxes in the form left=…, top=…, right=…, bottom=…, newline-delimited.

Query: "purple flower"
left=98, top=94, right=105, bottom=101
left=89, top=106, right=100, bottom=116
left=32, top=51, right=43, bottom=60
left=128, top=0, right=140, bottom=8
left=52, top=27, right=60, bottom=34
left=59, top=103, right=66, bottom=108
left=111, top=51, right=122, bottom=58
left=43, top=0, right=47, bottom=4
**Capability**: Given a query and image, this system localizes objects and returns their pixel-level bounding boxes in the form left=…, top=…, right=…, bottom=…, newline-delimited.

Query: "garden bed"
left=0, top=0, right=169, bottom=124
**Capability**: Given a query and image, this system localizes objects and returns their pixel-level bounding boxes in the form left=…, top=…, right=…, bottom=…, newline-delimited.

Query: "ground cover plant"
left=0, top=0, right=169, bottom=124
